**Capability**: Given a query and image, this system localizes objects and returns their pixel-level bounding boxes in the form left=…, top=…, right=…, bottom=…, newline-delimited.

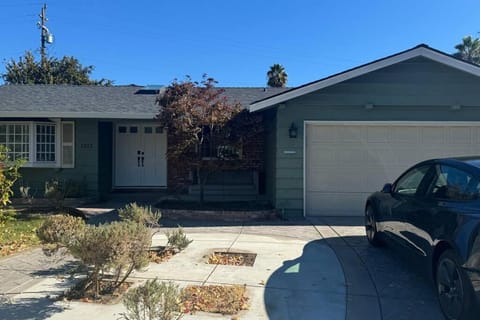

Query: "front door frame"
left=113, top=121, right=167, bottom=189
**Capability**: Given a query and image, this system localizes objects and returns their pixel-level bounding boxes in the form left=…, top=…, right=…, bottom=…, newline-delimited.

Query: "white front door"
left=115, top=124, right=167, bottom=187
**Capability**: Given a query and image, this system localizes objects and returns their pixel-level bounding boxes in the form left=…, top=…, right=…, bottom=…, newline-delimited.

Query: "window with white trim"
left=0, top=121, right=75, bottom=168
left=0, top=124, right=30, bottom=161
left=36, top=124, right=56, bottom=162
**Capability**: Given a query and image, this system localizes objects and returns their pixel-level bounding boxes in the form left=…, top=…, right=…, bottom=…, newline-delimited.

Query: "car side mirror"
left=382, top=183, right=392, bottom=193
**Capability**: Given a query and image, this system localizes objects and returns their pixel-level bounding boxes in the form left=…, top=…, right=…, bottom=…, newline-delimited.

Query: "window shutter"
left=61, top=122, right=75, bottom=168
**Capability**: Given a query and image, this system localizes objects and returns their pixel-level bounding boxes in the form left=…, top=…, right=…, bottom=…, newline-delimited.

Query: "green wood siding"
left=270, top=57, right=480, bottom=218
left=263, top=109, right=277, bottom=205
left=18, top=119, right=99, bottom=199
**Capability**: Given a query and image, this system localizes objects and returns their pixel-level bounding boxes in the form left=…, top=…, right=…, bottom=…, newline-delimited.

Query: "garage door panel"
left=306, top=192, right=367, bottom=216
left=447, top=127, right=472, bottom=144
left=306, top=123, right=480, bottom=217
left=307, top=167, right=366, bottom=192
left=421, top=127, right=445, bottom=144
left=367, top=126, right=390, bottom=142
left=338, top=126, right=364, bottom=142
left=337, top=147, right=368, bottom=165
left=365, top=147, right=397, bottom=164
left=307, top=126, right=337, bottom=142
left=390, top=127, right=419, bottom=142
left=307, top=145, right=336, bottom=165
left=475, top=128, right=480, bottom=142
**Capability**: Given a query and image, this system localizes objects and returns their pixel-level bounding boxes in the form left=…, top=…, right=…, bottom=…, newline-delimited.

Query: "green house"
left=2, top=44, right=480, bottom=218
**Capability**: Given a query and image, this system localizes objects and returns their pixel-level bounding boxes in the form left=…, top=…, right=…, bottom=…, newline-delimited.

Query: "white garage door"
left=305, top=122, right=480, bottom=216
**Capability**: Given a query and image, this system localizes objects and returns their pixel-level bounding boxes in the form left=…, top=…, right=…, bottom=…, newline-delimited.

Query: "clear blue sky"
left=1, top=0, right=479, bottom=87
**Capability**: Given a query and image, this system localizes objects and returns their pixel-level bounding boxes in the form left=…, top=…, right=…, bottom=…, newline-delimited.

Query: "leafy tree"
left=156, top=75, right=262, bottom=203
left=267, top=63, right=288, bottom=87
left=453, top=36, right=480, bottom=65
left=2, top=51, right=112, bottom=85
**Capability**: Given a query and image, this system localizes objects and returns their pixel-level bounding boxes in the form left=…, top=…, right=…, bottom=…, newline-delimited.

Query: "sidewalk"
left=0, top=223, right=347, bottom=320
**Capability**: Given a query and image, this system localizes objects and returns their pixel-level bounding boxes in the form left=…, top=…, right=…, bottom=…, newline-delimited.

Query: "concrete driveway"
left=0, top=215, right=444, bottom=319
left=310, top=216, right=444, bottom=320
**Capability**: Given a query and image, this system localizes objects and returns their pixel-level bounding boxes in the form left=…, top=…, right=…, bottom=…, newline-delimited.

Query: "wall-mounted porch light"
left=289, top=122, right=298, bottom=138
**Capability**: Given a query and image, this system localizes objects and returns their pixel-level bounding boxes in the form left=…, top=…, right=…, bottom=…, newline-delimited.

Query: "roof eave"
left=0, top=112, right=157, bottom=119
left=249, top=46, right=480, bottom=112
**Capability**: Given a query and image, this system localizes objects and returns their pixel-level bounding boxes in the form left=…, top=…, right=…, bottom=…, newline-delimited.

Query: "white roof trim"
left=0, top=111, right=157, bottom=119
left=249, top=46, right=480, bottom=112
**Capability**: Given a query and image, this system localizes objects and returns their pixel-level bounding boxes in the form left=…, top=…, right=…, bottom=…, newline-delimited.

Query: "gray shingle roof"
left=0, top=85, right=289, bottom=119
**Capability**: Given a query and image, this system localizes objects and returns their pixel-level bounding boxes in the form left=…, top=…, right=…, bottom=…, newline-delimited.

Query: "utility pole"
left=37, top=3, right=53, bottom=66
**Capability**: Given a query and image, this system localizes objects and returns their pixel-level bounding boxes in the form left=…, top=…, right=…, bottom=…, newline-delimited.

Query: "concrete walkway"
left=0, top=216, right=444, bottom=319
left=0, top=222, right=346, bottom=320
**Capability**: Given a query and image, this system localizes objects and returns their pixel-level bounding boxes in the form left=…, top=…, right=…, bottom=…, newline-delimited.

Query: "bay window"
left=0, top=121, right=74, bottom=167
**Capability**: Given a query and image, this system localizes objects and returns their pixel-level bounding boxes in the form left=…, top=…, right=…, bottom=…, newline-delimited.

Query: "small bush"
left=0, top=145, right=23, bottom=207
left=119, top=202, right=161, bottom=226
left=121, top=279, right=182, bottom=320
left=0, top=208, right=16, bottom=224
left=38, top=217, right=152, bottom=298
left=44, top=178, right=87, bottom=209
left=68, top=221, right=152, bottom=297
left=36, top=214, right=85, bottom=253
left=166, top=227, right=192, bottom=252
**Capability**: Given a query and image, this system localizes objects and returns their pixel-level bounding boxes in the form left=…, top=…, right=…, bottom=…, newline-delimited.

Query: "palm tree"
left=453, top=36, right=480, bottom=65
left=267, top=64, right=288, bottom=87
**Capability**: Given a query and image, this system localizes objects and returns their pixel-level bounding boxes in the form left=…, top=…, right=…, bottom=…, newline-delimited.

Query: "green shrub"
left=38, top=216, right=152, bottom=297
left=36, top=214, right=86, bottom=253
left=106, top=222, right=152, bottom=286
left=0, top=145, right=23, bottom=207
left=68, top=221, right=152, bottom=297
left=121, top=279, right=182, bottom=320
left=166, top=227, right=192, bottom=252
left=44, top=178, right=87, bottom=209
left=118, top=202, right=161, bottom=226
left=0, top=208, right=16, bottom=224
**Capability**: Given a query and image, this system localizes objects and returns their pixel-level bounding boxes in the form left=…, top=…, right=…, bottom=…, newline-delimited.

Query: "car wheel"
left=436, top=250, right=475, bottom=320
left=365, top=205, right=382, bottom=246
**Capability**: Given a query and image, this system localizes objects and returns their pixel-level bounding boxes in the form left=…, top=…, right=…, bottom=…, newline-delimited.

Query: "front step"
left=188, top=184, right=259, bottom=201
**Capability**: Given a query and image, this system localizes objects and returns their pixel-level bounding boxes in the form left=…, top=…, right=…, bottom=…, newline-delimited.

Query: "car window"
left=428, top=165, right=480, bottom=201
left=393, top=165, right=430, bottom=195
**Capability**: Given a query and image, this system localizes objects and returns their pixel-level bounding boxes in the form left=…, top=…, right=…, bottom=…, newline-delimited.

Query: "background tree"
left=267, top=63, right=288, bottom=87
left=2, top=51, right=112, bottom=85
left=453, top=36, right=480, bottom=65
left=156, top=75, right=262, bottom=203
